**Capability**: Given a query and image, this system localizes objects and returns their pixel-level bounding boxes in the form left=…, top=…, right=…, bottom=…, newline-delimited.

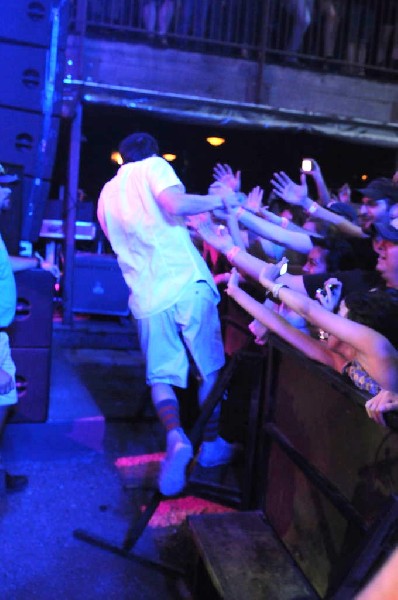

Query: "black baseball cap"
left=358, top=178, right=398, bottom=203
left=371, top=218, right=398, bottom=243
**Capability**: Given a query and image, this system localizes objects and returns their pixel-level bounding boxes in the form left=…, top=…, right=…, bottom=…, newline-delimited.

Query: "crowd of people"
left=192, top=158, right=398, bottom=426
left=2, top=129, right=398, bottom=508
left=92, top=130, right=398, bottom=505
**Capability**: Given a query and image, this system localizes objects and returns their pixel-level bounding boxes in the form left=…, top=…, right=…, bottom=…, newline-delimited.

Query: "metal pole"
left=255, top=0, right=271, bottom=104
left=62, top=101, right=82, bottom=325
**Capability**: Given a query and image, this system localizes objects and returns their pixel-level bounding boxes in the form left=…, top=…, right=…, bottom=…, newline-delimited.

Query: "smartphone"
left=279, top=262, right=288, bottom=276
left=301, top=159, right=313, bottom=172
left=316, top=284, right=337, bottom=297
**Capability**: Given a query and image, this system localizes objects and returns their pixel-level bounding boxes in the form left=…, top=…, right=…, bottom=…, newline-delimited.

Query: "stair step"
left=188, top=511, right=318, bottom=599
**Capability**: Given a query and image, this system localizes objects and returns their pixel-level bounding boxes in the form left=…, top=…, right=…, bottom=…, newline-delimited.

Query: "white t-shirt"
left=97, top=156, right=219, bottom=318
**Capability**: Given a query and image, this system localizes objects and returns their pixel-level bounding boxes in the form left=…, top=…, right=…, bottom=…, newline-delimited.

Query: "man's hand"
left=35, top=253, right=61, bottom=279
left=365, top=390, right=398, bottom=427
left=271, top=171, right=308, bottom=206
left=193, top=213, right=234, bottom=255
left=213, top=163, right=241, bottom=192
left=315, top=278, right=342, bottom=312
left=0, top=368, right=15, bottom=395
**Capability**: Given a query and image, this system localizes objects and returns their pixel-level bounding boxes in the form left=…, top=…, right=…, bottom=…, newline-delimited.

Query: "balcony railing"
left=69, top=0, right=398, bottom=79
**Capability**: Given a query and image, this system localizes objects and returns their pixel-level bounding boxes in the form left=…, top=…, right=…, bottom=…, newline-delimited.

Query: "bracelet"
left=226, top=245, right=241, bottom=263
left=235, top=205, right=245, bottom=219
left=307, top=201, right=319, bottom=215
left=272, top=283, right=287, bottom=299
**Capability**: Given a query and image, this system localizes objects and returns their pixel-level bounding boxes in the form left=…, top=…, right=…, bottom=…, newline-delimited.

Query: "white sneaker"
left=197, top=436, right=241, bottom=468
left=158, top=429, right=193, bottom=497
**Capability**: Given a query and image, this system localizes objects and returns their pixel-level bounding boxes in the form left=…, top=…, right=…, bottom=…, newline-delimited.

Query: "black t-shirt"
left=303, top=268, right=382, bottom=299
left=344, top=236, right=378, bottom=270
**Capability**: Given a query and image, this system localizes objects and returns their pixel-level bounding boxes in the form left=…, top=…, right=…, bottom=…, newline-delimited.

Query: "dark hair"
left=324, top=236, right=357, bottom=272
left=119, top=133, right=159, bottom=163
left=345, top=288, right=398, bottom=348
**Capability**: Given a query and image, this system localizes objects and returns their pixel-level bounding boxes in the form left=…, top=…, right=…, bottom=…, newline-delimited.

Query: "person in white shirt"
left=97, top=132, right=240, bottom=497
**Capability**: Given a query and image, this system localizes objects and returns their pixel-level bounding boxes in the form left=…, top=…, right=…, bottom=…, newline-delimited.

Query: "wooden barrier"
left=188, top=335, right=398, bottom=598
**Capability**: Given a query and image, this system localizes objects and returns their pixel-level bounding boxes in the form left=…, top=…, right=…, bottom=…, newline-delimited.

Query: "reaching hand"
left=226, top=267, right=241, bottom=296
left=365, top=390, right=398, bottom=427
left=271, top=171, right=308, bottom=206
left=208, top=181, right=241, bottom=210
left=213, top=163, right=241, bottom=192
left=246, top=186, right=264, bottom=213
left=315, top=277, right=342, bottom=312
left=258, top=257, right=288, bottom=290
left=248, top=319, right=269, bottom=346
left=193, top=213, right=234, bottom=254
left=301, top=158, right=322, bottom=179
left=0, top=368, right=15, bottom=395
left=35, top=252, right=61, bottom=280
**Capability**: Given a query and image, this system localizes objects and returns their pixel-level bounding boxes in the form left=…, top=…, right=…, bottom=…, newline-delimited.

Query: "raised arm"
left=271, top=171, right=366, bottom=238
left=303, top=158, right=331, bottom=206
left=259, top=275, right=398, bottom=392
left=194, top=215, right=308, bottom=293
left=156, top=182, right=241, bottom=216
left=236, top=207, right=314, bottom=254
left=226, top=269, right=338, bottom=368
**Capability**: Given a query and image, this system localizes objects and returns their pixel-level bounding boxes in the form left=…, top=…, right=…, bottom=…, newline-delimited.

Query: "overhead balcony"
left=64, top=0, right=398, bottom=147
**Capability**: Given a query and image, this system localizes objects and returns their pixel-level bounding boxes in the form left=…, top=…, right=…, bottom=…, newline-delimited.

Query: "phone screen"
left=301, top=159, right=312, bottom=172
left=279, top=262, right=288, bottom=276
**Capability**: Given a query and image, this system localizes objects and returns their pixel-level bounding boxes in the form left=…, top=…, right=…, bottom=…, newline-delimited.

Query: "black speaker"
left=7, top=269, right=55, bottom=348
left=72, top=253, right=130, bottom=316
left=0, top=42, right=65, bottom=116
left=0, top=108, right=61, bottom=179
left=0, top=0, right=69, bottom=243
left=9, top=347, right=51, bottom=423
left=0, top=0, right=69, bottom=48
left=20, top=176, right=52, bottom=242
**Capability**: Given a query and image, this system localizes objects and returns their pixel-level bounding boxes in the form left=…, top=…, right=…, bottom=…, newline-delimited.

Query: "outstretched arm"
left=226, top=269, right=338, bottom=368
left=236, top=207, right=314, bottom=254
left=271, top=171, right=366, bottom=238
left=156, top=183, right=241, bottom=216
left=194, top=215, right=308, bottom=293
left=259, top=275, right=398, bottom=392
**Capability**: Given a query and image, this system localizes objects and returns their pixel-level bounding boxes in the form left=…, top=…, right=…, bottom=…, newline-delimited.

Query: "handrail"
left=68, top=0, right=398, bottom=83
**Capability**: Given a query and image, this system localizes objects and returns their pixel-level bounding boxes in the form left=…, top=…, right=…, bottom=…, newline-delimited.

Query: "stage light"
left=206, top=136, right=225, bottom=147
left=163, top=153, right=177, bottom=162
left=111, top=151, right=123, bottom=165
left=361, top=174, right=368, bottom=181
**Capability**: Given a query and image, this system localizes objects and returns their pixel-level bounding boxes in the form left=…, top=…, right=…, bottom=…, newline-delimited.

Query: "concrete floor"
left=1, top=317, right=237, bottom=599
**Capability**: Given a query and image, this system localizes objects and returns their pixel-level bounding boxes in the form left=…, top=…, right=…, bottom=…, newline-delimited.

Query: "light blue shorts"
left=0, top=332, right=17, bottom=406
left=137, top=280, right=225, bottom=388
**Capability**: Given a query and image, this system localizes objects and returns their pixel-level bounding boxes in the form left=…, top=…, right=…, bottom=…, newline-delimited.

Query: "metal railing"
left=69, top=0, right=398, bottom=79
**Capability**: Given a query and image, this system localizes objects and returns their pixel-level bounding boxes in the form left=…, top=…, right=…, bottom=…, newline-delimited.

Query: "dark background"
left=52, top=103, right=397, bottom=207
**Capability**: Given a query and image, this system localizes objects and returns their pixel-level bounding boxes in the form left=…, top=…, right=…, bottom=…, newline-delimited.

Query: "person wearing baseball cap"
left=371, top=217, right=398, bottom=290
left=358, top=177, right=398, bottom=233
left=0, top=162, right=58, bottom=494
